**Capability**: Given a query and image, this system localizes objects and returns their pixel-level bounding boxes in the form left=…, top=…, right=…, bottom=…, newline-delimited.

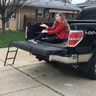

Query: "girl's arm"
left=48, top=23, right=64, bottom=35
left=40, top=24, right=54, bottom=30
left=48, top=26, right=54, bottom=30
left=40, top=24, right=48, bottom=29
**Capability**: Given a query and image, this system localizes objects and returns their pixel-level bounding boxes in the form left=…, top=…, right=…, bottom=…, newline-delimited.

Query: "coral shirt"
left=48, top=21, right=68, bottom=40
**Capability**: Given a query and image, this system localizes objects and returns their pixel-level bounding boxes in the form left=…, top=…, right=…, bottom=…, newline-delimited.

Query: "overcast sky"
left=72, top=0, right=86, bottom=4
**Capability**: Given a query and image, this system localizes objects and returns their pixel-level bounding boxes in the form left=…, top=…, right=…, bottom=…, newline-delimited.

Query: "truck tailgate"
left=11, top=41, right=67, bottom=57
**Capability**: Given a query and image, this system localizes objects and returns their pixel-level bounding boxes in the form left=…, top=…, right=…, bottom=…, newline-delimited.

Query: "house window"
left=11, top=12, right=16, bottom=19
left=51, top=13, right=55, bottom=18
left=37, top=8, right=44, bottom=17
left=66, top=13, right=73, bottom=19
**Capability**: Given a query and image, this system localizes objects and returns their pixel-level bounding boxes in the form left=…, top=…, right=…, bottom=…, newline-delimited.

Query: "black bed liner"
left=11, top=41, right=67, bottom=58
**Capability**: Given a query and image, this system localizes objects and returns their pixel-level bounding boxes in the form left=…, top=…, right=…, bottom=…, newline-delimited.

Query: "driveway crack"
left=11, top=65, right=65, bottom=96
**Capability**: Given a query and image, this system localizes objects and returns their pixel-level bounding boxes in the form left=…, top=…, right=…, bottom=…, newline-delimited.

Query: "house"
left=77, top=0, right=96, bottom=8
left=0, top=0, right=80, bottom=31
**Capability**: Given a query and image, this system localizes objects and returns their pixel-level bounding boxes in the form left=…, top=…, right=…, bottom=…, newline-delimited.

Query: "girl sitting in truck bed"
left=31, top=13, right=70, bottom=43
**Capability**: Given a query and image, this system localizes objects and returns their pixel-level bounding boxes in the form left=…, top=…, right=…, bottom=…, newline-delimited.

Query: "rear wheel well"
left=86, top=51, right=96, bottom=79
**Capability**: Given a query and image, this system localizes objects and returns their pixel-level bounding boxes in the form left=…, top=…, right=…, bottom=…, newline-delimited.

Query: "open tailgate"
left=11, top=41, right=67, bottom=58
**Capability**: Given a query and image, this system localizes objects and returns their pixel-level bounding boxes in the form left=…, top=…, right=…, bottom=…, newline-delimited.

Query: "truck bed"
left=11, top=41, right=67, bottom=59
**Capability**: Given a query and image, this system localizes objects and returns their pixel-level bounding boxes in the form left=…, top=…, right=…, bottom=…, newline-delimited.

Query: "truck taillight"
left=68, top=30, right=83, bottom=47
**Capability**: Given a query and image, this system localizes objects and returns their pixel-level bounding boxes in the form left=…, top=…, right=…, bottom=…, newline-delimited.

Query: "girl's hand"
left=41, top=30, right=48, bottom=33
left=40, top=24, right=48, bottom=29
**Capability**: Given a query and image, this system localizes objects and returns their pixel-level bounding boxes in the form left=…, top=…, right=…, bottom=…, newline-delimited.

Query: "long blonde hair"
left=53, top=13, right=70, bottom=31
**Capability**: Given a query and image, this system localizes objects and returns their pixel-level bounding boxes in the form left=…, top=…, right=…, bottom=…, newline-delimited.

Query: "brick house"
left=0, top=0, right=80, bottom=31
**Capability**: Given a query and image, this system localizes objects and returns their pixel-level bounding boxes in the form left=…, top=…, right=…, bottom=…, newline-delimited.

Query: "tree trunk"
left=2, top=21, right=6, bottom=35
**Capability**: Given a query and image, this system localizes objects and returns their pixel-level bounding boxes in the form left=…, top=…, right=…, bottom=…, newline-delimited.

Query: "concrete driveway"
left=0, top=48, right=96, bottom=96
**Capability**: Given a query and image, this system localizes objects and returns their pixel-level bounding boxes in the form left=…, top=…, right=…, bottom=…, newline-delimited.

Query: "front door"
left=6, top=11, right=10, bottom=29
left=6, top=19, right=10, bottom=29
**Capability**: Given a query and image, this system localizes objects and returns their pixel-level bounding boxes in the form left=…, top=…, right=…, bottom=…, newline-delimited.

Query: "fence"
left=23, top=15, right=54, bottom=30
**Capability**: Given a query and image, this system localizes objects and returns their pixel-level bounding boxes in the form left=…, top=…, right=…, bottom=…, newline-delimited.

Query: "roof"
left=77, top=0, right=96, bottom=7
left=27, top=0, right=81, bottom=11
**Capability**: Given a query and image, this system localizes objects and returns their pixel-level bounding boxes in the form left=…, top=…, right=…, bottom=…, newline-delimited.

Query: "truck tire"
left=88, top=53, right=96, bottom=79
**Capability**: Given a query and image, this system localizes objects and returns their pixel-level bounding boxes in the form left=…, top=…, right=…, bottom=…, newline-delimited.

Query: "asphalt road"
left=0, top=48, right=96, bottom=96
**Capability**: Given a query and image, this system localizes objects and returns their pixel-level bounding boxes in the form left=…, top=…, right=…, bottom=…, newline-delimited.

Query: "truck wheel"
left=88, top=53, right=96, bottom=79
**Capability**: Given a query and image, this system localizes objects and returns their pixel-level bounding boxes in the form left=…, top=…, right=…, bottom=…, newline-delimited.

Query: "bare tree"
left=54, top=0, right=72, bottom=4
left=64, top=0, right=72, bottom=5
left=0, top=0, right=23, bottom=35
left=0, top=0, right=37, bottom=35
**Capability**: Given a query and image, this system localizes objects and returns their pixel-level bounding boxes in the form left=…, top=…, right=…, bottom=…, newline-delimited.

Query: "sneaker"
left=28, top=39, right=37, bottom=44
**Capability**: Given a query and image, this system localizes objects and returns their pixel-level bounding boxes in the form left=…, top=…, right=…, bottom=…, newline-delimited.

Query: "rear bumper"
left=11, top=41, right=92, bottom=64
left=49, top=54, right=92, bottom=64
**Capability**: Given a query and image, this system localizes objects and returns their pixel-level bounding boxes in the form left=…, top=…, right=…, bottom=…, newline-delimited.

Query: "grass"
left=0, top=30, right=25, bottom=48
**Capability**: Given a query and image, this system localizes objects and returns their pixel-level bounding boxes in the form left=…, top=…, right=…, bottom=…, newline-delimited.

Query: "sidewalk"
left=0, top=48, right=96, bottom=96
left=0, top=48, right=62, bottom=96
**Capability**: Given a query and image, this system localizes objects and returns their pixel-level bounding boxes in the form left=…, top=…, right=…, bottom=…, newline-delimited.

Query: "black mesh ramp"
left=11, top=41, right=67, bottom=57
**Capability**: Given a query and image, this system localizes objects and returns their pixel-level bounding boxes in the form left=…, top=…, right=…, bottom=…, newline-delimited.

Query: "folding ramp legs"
left=4, top=42, right=18, bottom=66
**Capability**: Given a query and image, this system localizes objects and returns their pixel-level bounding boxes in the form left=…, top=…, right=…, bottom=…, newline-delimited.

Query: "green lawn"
left=0, top=30, right=25, bottom=48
